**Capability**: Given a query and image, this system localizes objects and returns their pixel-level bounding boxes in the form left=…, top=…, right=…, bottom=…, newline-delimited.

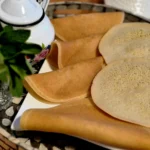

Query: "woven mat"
left=50, top=0, right=104, bottom=3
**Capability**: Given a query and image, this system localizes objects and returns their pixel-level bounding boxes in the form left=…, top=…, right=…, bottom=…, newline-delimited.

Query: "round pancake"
left=91, top=58, right=150, bottom=127
left=99, top=23, right=150, bottom=64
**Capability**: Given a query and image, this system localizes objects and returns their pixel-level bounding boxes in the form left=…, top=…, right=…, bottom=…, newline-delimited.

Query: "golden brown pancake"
left=47, top=34, right=103, bottom=68
left=51, top=12, right=124, bottom=41
left=24, top=57, right=104, bottom=103
left=21, top=97, right=150, bottom=150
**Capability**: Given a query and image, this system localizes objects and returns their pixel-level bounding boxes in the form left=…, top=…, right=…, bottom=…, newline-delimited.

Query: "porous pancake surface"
left=91, top=58, right=150, bottom=127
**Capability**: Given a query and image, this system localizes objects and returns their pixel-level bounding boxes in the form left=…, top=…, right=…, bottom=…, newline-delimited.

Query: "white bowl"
left=105, top=0, right=150, bottom=21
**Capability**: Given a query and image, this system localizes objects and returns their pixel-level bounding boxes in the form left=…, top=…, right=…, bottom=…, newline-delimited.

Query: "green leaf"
left=4, top=26, right=13, bottom=32
left=0, top=64, right=8, bottom=82
left=6, top=58, right=16, bottom=64
left=10, top=64, right=27, bottom=79
left=0, top=31, right=4, bottom=37
left=42, top=43, right=45, bottom=49
left=25, top=59, right=34, bottom=74
left=0, top=29, right=30, bottom=44
left=1, top=43, right=41, bottom=60
left=19, top=56, right=33, bottom=74
left=0, top=53, right=4, bottom=64
left=9, top=73, right=23, bottom=97
left=21, top=43, right=42, bottom=55
left=0, top=64, right=6, bottom=72
left=7, top=55, right=33, bottom=74
left=0, top=45, right=19, bottom=59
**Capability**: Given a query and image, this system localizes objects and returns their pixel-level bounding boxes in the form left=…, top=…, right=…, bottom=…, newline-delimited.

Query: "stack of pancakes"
left=21, top=12, right=150, bottom=150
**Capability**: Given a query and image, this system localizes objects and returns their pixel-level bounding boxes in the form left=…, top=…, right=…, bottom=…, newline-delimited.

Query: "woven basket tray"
left=0, top=2, right=149, bottom=150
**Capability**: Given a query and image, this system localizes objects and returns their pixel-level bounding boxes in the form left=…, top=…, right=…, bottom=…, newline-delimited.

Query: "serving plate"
left=0, top=2, right=148, bottom=150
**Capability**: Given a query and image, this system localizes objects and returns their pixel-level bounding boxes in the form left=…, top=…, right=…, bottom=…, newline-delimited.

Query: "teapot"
left=0, top=0, right=55, bottom=46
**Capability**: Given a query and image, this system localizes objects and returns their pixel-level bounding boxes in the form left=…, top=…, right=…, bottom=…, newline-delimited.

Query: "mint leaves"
left=0, top=27, right=30, bottom=44
left=0, top=24, right=42, bottom=97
